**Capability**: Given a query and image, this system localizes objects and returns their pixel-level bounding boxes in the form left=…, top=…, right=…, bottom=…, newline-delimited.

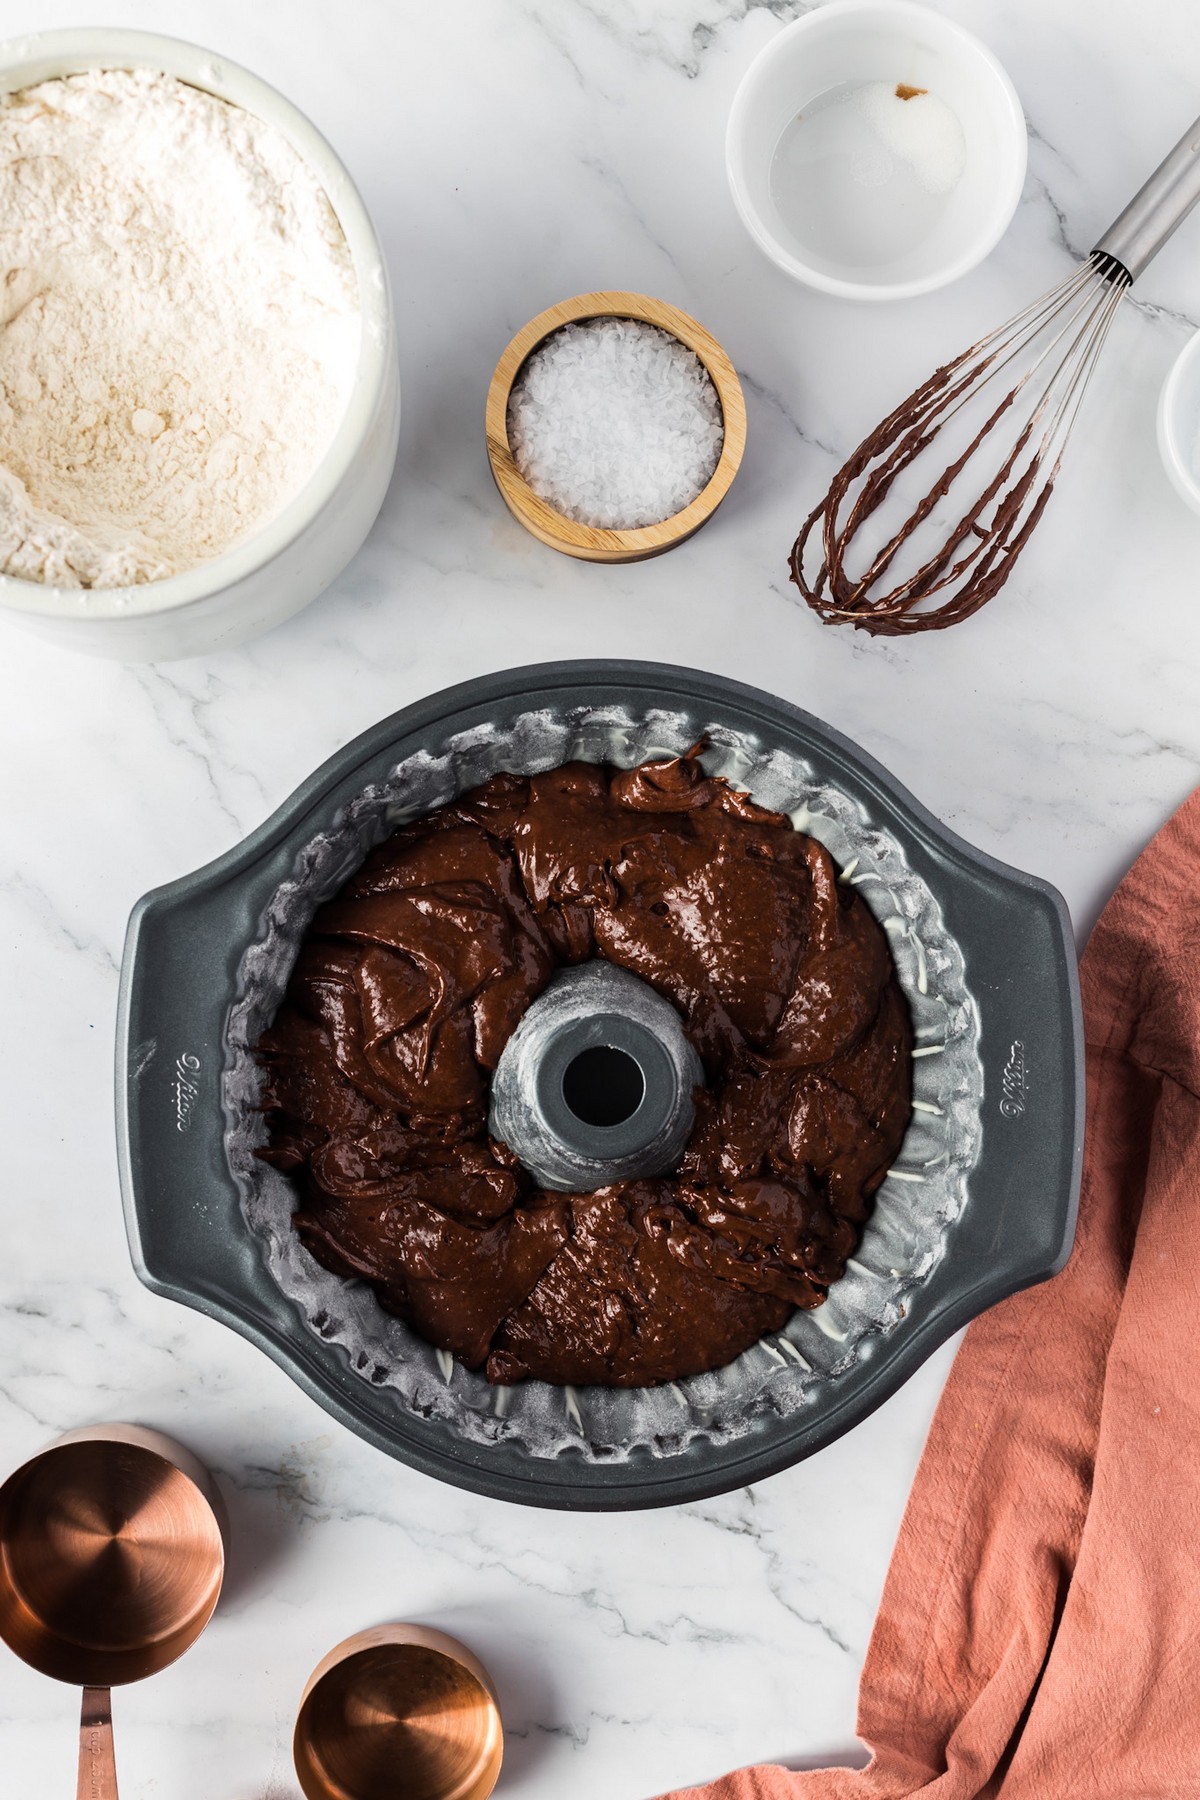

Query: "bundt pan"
left=116, top=662, right=1083, bottom=1510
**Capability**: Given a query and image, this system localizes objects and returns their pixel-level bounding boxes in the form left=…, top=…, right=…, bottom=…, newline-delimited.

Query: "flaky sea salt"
left=507, top=317, right=724, bottom=530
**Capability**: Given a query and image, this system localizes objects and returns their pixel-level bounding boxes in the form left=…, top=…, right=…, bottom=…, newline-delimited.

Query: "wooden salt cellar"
left=486, top=291, right=747, bottom=563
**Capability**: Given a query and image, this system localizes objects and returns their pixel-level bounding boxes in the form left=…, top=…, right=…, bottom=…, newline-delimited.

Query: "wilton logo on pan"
left=1000, top=1040, right=1028, bottom=1119
left=173, top=1052, right=201, bottom=1133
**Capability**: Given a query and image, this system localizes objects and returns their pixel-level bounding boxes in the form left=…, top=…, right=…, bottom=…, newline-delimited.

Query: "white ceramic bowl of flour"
left=0, top=30, right=399, bottom=661
left=726, top=0, right=1027, bottom=301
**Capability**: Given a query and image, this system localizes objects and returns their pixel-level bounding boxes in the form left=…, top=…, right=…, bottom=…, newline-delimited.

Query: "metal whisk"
left=791, top=113, right=1200, bottom=635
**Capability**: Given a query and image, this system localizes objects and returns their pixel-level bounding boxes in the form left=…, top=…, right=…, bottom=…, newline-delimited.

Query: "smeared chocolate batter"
left=256, top=750, right=912, bottom=1386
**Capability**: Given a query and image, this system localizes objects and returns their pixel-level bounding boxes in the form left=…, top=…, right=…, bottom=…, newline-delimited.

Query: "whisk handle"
left=1093, top=111, right=1200, bottom=280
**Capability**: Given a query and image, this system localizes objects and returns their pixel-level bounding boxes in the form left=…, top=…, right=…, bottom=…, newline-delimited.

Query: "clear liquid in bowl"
left=769, top=80, right=966, bottom=272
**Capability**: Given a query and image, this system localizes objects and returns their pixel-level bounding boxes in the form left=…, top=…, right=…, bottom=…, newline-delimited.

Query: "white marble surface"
left=3, top=0, right=1200, bottom=1793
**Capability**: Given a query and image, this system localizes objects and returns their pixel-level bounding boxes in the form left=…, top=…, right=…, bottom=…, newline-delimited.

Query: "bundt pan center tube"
left=488, top=961, right=707, bottom=1194
left=116, top=662, right=1084, bottom=1510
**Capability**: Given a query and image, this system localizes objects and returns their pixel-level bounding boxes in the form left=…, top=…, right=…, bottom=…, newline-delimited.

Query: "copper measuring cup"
left=294, top=1625, right=503, bottom=1800
left=0, top=1423, right=225, bottom=1799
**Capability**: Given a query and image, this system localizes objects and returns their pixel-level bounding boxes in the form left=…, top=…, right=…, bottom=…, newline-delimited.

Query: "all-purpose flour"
left=0, top=68, right=360, bottom=589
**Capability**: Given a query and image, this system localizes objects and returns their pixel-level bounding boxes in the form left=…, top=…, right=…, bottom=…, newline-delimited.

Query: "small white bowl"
left=1157, top=329, right=1200, bottom=517
left=0, top=30, right=399, bottom=661
left=725, top=0, right=1027, bottom=301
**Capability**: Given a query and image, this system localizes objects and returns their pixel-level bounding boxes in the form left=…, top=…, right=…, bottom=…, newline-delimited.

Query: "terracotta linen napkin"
left=660, top=789, right=1200, bottom=1800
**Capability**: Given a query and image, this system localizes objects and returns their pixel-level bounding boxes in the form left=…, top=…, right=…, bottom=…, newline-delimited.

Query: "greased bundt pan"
left=116, top=663, right=1084, bottom=1510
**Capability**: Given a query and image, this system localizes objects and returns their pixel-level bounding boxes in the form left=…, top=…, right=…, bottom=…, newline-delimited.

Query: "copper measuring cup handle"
left=78, top=1687, right=119, bottom=1800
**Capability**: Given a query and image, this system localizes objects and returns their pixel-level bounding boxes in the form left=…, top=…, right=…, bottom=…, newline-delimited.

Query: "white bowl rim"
left=725, top=0, right=1028, bottom=303
left=1156, top=327, right=1200, bottom=515
left=0, top=26, right=393, bottom=622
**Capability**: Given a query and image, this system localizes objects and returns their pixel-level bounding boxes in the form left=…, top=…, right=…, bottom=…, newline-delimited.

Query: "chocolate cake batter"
left=256, top=749, right=913, bottom=1386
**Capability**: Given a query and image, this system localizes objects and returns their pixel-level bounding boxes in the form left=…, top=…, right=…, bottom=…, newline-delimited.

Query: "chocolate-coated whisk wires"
left=792, top=256, right=1130, bottom=633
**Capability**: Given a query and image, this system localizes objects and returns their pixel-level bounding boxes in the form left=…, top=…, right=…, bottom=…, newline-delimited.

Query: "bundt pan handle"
left=117, top=661, right=1084, bottom=1510
left=118, top=842, right=314, bottom=1383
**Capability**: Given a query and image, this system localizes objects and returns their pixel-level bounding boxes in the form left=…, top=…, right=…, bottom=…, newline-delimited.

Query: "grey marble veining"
left=3, top=0, right=1200, bottom=1794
